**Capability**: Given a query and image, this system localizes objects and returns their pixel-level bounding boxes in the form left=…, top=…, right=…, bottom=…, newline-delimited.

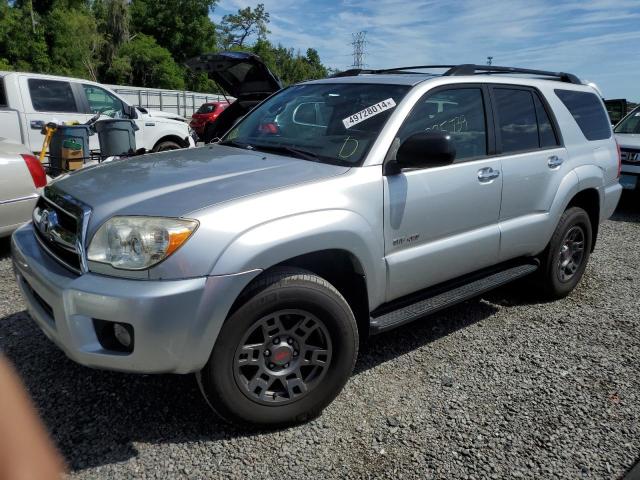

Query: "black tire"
left=199, top=268, right=358, bottom=427
left=152, top=140, right=182, bottom=152
left=538, top=206, right=593, bottom=299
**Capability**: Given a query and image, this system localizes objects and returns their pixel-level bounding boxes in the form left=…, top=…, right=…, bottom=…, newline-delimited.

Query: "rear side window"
left=493, top=88, right=539, bottom=153
left=28, top=78, right=79, bottom=112
left=533, top=94, right=559, bottom=148
left=555, top=89, right=611, bottom=141
left=493, top=88, right=560, bottom=153
left=0, top=79, right=6, bottom=107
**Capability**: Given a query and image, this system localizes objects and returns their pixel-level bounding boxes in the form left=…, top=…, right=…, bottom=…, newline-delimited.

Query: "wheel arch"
left=565, top=187, right=600, bottom=251
left=228, top=250, right=371, bottom=338
left=152, top=134, right=189, bottom=151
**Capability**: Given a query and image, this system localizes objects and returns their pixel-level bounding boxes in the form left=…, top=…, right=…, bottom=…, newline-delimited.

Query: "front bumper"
left=11, top=224, right=260, bottom=374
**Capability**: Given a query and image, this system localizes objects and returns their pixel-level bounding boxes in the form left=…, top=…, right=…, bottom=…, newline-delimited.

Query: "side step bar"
left=370, top=262, right=539, bottom=334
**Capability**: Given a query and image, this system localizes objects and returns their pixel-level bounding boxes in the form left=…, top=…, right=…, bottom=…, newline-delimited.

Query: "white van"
left=0, top=71, right=196, bottom=155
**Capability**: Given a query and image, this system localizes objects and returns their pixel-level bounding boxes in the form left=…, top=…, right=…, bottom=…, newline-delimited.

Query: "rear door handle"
left=548, top=155, right=563, bottom=169
left=477, top=167, right=500, bottom=182
left=30, top=120, right=44, bottom=130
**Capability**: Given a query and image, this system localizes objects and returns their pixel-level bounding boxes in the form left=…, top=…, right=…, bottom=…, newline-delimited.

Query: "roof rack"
left=331, top=64, right=581, bottom=84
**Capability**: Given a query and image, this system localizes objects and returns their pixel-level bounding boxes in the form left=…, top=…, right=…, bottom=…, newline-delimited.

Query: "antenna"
left=351, top=31, right=367, bottom=68
left=487, top=56, right=493, bottom=66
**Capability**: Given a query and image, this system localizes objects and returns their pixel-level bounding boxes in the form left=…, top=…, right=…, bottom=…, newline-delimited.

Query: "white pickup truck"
left=0, top=71, right=196, bottom=154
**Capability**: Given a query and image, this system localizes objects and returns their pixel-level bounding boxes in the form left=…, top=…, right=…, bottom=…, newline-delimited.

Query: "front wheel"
left=152, top=140, right=182, bottom=152
left=198, top=268, right=358, bottom=427
left=538, top=206, right=593, bottom=299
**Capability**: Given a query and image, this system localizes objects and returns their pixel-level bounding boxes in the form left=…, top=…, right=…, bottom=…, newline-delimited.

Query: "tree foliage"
left=220, top=3, right=269, bottom=49
left=0, top=0, right=331, bottom=91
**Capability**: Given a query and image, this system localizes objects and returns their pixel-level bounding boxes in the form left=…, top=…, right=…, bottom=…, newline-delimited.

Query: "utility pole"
left=487, top=56, right=493, bottom=66
left=351, top=31, right=367, bottom=69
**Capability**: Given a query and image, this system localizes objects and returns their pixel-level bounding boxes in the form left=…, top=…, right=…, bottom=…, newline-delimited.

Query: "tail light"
left=21, top=153, right=47, bottom=188
left=258, top=122, right=279, bottom=134
left=615, top=139, right=622, bottom=178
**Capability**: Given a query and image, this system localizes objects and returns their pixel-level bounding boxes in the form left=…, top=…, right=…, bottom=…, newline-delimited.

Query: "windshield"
left=615, top=106, right=640, bottom=134
left=222, top=83, right=411, bottom=166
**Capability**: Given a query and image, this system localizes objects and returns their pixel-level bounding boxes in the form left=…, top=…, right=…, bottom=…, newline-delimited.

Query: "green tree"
left=220, top=3, right=269, bottom=49
left=130, top=0, right=217, bottom=63
left=0, top=1, right=50, bottom=72
left=112, top=34, right=185, bottom=89
left=46, top=5, right=102, bottom=80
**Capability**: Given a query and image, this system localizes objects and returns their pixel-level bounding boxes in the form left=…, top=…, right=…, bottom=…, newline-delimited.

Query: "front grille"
left=621, top=148, right=640, bottom=165
left=32, top=188, right=88, bottom=274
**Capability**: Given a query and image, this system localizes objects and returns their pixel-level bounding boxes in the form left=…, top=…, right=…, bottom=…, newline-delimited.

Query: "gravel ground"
left=1, top=194, right=639, bottom=479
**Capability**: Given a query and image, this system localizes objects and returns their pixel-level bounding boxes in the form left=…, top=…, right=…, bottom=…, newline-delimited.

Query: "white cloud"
left=214, top=0, right=640, bottom=99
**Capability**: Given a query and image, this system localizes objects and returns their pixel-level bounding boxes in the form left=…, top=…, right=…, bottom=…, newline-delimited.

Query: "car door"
left=22, top=76, right=88, bottom=153
left=80, top=83, right=135, bottom=151
left=383, top=85, right=503, bottom=301
left=489, top=86, right=568, bottom=261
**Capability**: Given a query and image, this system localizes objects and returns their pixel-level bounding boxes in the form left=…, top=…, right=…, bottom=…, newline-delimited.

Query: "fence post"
left=159, top=91, right=163, bottom=111
left=137, top=90, right=142, bottom=107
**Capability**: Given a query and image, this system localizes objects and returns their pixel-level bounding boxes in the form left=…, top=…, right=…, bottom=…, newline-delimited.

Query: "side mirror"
left=384, top=131, right=456, bottom=175
left=124, top=104, right=138, bottom=119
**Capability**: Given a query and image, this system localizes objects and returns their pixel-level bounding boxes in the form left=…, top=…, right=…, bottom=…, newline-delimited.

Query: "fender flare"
left=210, top=209, right=386, bottom=308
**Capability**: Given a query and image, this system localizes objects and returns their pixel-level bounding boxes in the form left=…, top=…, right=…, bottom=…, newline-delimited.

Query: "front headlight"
left=87, top=216, right=198, bottom=270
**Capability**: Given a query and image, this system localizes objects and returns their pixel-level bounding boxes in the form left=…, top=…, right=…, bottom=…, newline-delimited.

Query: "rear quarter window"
left=555, top=89, right=611, bottom=141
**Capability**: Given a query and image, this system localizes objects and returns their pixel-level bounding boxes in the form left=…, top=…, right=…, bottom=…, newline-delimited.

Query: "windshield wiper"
left=249, top=144, right=322, bottom=162
left=218, top=139, right=253, bottom=150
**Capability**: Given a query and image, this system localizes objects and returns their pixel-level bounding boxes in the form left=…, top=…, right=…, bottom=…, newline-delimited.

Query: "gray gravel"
left=1, top=194, right=639, bottom=479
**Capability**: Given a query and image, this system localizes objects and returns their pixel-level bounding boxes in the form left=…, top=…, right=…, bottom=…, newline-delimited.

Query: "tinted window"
left=533, top=93, right=559, bottom=148
left=555, top=89, right=611, bottom=141
left=494, top=89, right=538, bottom=153
left=397, top=88, right=487, bottom=161
left=83, top=84, right=124, bottom=117
left=0, top=79, right=6, bottom=107
left=28, top=78, right=78, bottom=112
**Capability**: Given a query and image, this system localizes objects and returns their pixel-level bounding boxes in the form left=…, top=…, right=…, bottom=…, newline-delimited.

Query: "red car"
left=189, top=101, right=230, bottom=137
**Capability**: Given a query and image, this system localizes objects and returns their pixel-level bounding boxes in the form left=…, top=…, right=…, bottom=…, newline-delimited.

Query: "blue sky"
left=212, top=0, right=640, bottom=100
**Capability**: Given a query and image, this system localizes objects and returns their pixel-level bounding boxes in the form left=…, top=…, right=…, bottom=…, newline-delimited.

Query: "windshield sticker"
left=342, top=98, right=396, bottom=129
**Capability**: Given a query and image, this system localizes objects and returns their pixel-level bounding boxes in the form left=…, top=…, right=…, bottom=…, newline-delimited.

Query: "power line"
left=351, top=31, right=367, bottom=68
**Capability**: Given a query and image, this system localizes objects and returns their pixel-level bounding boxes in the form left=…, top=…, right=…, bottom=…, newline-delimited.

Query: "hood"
left=137, top=107, right=186, bottom=122
left=616, top=133, right=640, bottom=149
left=185, top=51, right=281, bottom=99
left=49, top=145, right=349, bottom=234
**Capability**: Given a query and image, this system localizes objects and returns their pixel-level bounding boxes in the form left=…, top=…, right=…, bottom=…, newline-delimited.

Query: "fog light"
left=113, top=323, right=132, bottom=348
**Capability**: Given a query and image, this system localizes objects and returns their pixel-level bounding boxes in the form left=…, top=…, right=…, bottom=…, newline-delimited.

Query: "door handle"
left=477, top=167, right=500, bottom=182
left=547, top=155, right=563, bottom=169
left=30, top=120, right=44, bottom=130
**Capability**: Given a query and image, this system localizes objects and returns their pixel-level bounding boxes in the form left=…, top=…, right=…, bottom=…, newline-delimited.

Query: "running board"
left=370, top=262, right=539, bottom=334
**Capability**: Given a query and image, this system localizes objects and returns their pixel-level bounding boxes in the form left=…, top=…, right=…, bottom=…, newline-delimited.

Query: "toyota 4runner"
left=11, top=61, right=622, bottom=426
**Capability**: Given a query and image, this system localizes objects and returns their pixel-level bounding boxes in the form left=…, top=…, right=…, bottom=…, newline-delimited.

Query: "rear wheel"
left=199, top=268, right=358, bottom=426
left=538, top=206, right=592, bottom=299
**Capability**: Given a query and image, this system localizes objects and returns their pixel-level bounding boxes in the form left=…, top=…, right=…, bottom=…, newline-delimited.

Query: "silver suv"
left=11, top=62, right=622, bottom=426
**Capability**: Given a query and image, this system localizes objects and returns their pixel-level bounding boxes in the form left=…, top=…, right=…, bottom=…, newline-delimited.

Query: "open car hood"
left=186, top=51, right=282, bottom=99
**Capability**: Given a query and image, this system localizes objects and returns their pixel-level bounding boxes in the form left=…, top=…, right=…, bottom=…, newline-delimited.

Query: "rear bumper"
left=11, top=223, right=260, bottom=374
left=602, top=182, right=623, bottom=220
